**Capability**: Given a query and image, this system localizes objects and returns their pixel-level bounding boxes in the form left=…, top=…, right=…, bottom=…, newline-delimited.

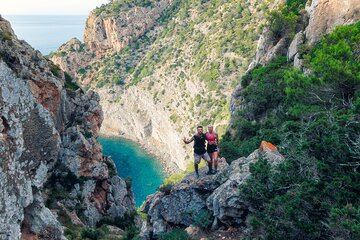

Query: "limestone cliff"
left=84, top=0, right=174, bottom=54
left=232, top=0, right=360, bottom=113
left=51, top=0, right=282, bottom=172
left=248, top=0, right=360, bottom=69
left=0, top=16, right=135, bottom=240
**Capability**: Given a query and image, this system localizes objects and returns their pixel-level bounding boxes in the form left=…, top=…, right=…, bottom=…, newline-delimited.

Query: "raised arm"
left=183, top=136, right=194, bottom=144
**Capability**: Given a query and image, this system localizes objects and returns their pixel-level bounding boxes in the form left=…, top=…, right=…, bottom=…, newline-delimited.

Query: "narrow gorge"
left=50, top=0, right=284, bottom=172
left=1, top=0, right=359, bottom=239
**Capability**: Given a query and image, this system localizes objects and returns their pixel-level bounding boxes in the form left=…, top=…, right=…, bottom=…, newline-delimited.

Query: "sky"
left=0, top=0, right=109, bottom=15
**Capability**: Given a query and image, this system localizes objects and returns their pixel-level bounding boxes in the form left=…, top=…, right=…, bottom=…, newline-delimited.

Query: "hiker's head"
left=197, top=126, right=203, bottom=134
left=208, top=125, right=213, bottom=132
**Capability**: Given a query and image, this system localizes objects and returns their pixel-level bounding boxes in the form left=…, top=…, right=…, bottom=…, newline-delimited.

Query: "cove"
left=98, top=137, right=165, bottom=207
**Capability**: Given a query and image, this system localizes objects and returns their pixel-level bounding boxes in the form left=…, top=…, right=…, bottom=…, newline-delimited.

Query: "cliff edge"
left=0, top=16, right=136, bottom=239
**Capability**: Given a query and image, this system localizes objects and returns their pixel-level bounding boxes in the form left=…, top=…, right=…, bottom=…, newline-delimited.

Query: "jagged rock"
left=305, top=0, right=360, bottom=44
left=287, top=31, right=304, bottom=61
left=107, top=176, right=136, bottom=219
left=0, top=16, right=136, bottom=238
left=84, top=0, right=173, bottom=54
left=141, top=142, right=284, bottom=238
left=103, top=225, right=126, bottom=239
left=49, top=38, right=92, bottom=79
left=185, top=225, right=200, bottom=236
left=23, top=194, right=65, bottom=240
left=250, top=31, right=288, bottom=69
left=207, top=141, right=284, bottom=227
left=293, top=53, right=304, bottom=70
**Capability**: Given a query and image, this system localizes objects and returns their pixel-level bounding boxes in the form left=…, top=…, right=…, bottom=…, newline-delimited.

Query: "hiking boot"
left=206, top=170, right=212, bottom=175
left=211, top=169, right=217, bottom=174
left=196, top=172, right=200, bottom=178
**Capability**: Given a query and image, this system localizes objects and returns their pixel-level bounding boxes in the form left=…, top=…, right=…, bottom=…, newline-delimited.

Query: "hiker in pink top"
left=206, top=125, right=219, bottom=174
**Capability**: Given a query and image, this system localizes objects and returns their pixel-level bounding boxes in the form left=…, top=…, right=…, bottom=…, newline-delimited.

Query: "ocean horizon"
left=3, top=15, right=87, bottom=55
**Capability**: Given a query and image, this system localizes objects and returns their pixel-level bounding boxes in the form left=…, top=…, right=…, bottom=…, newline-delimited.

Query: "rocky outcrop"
left=84, top=0, right=173, bottom=54
left=0, top=16, right=136, bottom=239
left=237, top=0, right=360, bottom=110
left=248, top=30, right=288, bottom=69
left=305, top=0, right=360, bottom=44
left=140, top=141, right=285, bottom=239
left=49, top=38, right=91, bottom=78
left=288, top=0, right=360, bottom=70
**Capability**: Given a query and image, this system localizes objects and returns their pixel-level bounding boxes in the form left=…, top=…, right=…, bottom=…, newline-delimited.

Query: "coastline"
left=98, top=129, right=180, bottom=176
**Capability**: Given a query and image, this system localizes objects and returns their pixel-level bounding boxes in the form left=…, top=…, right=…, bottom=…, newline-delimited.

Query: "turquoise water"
left=3, top=15, right=87, bottom=55
left=98, top=137, right=165, bottom=207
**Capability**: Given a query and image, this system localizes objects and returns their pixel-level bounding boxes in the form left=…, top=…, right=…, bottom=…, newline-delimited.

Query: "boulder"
left=141, top=142, right=285, bottom=238
left=287, top=31, right=304, bottom=61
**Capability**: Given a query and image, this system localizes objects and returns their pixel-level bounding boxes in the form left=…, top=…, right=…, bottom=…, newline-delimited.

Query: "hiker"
left=183, top=125, right=213, bottom=178
left=206, top=125, right=219, bottom=174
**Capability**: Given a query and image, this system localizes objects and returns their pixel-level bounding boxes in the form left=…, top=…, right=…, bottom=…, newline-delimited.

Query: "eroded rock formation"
left=0, top=16, right=135, bottom=239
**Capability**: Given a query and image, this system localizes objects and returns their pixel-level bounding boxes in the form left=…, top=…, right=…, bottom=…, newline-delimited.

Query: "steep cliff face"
left=233, top=0, right=360, bottom=112
left=84, top=0, right=174, bottom=54
left=248, top=0, right=360, bottom=70
left=305, top=0, right=360, bottom=44
left=0, top=16, right=135, bottom=239
left=51, top=0, right=281, bottom=172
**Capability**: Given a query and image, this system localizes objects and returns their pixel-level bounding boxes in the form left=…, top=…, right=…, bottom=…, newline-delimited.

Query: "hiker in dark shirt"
left=183, top=126, right=212, bottom=178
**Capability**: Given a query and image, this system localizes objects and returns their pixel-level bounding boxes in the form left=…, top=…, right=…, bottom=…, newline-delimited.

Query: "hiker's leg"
left=208, top=152, right=214, bottom=169
left=194, top=153, right=201, bottom=176
left=204, top=152, right=212, bottom=172
left=213, top=151, right=218, bottom=171
left=194, top=163, right=199, bottom=174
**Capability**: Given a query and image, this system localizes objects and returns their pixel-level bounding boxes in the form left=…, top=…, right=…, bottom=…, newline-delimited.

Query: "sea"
left=3, top=15, right=87, bottom=55
left=98, top=137, right=165, bottom=207
left=4, top=15, right=166, bottom=206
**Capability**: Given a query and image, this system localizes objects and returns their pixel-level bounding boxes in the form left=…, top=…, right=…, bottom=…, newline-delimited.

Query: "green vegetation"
left=194, top=209, right=213, bottom=229
left=80, top=228, right=101, bottom=240
left=95, top=0, right=160, bottom=16
left=50, top=63, right=62, bottom=78
left=159, top=228, right=194, bottom=240
left=96, top=211, right=139, bottom=239
left=0, top=31, right=13, bottom=42
left=267, top=0, right=307, bottom=41
left=159, top=161, right=207, bottom=191
left=222, top=22, right=360, bottom=239
left=64, top=72, right=81, bottom=91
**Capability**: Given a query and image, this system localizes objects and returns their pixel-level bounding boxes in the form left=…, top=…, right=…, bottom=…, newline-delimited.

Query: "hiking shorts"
left=194, top=152, right=210, bottom=164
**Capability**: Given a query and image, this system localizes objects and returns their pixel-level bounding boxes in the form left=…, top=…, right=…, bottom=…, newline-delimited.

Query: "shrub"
left=80, top=228, right=101, bottom=240
left=158, top=183, right=172, bottom=195
left=170, top=113, right=179, bottom=123
left=50, top=63, right=62, bottom=78
left=64, top=72, right=81, bottom=91
left=194, top=209, right=213, bottom=229
left=159, top=228, right=193, bottom=240
left=0, top=31, right=13, bottom=42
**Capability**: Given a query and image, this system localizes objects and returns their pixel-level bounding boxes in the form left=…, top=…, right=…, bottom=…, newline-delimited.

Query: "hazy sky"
left=0, top=0, right=109, bottom=15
